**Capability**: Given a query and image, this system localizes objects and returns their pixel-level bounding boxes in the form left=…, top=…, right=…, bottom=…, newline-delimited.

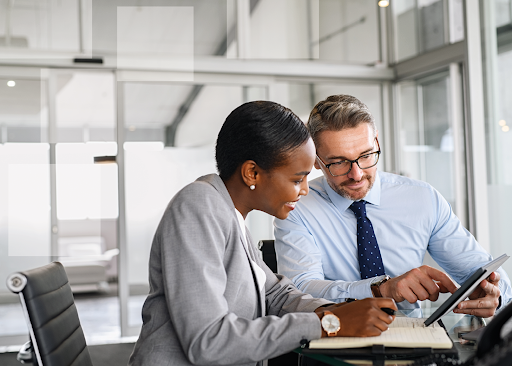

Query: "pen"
left=346, top=299, right=396, bottom=316
left=381, top=307, right=396, bottom=316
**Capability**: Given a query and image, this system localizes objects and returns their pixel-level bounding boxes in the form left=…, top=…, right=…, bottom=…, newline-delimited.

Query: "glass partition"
left=482, top=0, right=512, bottom=277
left=0, top=0, right=80, bottom=53
left=392, top=0, right=464, bottom=62
left=0, top=74, right=51, bottom=343
left=230, top=0, right=380, bottom=63
left=396, top=71, right=467, bottom=225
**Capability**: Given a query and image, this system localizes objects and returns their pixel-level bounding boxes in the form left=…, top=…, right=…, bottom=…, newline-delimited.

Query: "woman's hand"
left=315, top=298, right=397, bottom=337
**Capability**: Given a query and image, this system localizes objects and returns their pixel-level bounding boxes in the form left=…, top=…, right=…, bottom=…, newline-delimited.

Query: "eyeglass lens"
left=329, top=153, right=379, bottom=176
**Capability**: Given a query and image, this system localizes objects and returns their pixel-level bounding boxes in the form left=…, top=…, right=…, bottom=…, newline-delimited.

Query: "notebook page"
left=309, top=321, right=451, bottom=349
left=389, top=317, right=441, bottom=328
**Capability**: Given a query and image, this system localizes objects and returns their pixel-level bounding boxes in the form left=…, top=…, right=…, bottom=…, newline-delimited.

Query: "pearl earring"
left=249, top=185, right=256, bottom=190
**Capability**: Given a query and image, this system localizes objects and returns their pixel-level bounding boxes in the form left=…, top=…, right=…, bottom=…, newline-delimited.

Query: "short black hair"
left=216, top=101, right=310, bottom=180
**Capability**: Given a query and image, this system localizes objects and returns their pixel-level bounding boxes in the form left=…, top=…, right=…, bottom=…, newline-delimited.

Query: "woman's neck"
left=222, top=175, right=253, bottom=219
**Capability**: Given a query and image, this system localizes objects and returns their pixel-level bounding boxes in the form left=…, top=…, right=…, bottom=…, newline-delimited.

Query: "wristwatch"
left=371, top=275, right=391, bottom=298
left=321, top=311, right=341, bottom=337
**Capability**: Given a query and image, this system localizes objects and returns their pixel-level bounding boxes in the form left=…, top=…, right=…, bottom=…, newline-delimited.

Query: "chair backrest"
left=6, top=261, right=93, bottom=366
left=257, top=240, right=277, bottom=273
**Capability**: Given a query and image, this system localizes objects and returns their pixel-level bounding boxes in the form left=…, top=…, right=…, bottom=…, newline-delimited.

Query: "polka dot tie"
left=349, top=200, right=385, bottom=279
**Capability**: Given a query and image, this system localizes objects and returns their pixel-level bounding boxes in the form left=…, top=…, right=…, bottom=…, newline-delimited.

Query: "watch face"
left=321, top=314, right=340, bottom=334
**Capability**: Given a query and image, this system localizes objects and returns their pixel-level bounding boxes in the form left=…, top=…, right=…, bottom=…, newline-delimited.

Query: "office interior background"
left=0, top=0, right=511, bottom=350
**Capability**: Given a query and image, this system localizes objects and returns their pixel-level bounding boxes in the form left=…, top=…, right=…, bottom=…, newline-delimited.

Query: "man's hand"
left=378, top=265, right=457, bottom=303
left=454, top=271, right=501, bottom=317
left=315, top=298, right=397, bottom=337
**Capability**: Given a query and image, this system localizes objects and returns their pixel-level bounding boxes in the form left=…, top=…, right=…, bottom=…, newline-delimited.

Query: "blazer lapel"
left=239, top=230, right=266, bottom=318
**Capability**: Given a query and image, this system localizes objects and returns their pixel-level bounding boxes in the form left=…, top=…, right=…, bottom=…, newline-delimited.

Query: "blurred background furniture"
left=58, top=236, right=119, bottom=293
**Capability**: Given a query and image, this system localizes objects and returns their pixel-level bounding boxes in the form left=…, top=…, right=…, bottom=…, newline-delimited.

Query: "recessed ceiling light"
left=378, top=0, right=389, bottom=7
left=503, top=126, right=510, bottom=132
left=499, top=120, right=506, bottom=127
left=128, top=126, right=136, bottom=132
left=7, top=80, right=15, bottom=87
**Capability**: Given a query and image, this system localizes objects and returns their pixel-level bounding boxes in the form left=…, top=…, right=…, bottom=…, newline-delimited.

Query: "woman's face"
left=257, top=139, right=316, bottom=220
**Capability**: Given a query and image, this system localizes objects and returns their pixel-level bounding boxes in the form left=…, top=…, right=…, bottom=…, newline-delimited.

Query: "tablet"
left=424, top=253, right=510, bottom=327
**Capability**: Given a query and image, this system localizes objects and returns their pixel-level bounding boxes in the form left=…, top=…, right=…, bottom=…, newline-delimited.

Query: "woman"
left=128, top=101, right=396, bottom=366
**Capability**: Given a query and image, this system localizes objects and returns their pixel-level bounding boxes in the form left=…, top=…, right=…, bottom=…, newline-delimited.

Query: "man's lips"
left=342, top=179, right=367, bottom=189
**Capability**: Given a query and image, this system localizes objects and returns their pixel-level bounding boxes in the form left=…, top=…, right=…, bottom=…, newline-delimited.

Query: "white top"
left=235, top=209, right=266, bottom=292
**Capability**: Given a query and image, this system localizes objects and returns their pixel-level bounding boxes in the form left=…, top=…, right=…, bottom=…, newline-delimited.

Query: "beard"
left=328, top=173, right=376, bottom=201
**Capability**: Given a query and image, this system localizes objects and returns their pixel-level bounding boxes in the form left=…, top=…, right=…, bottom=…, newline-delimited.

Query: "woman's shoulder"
left=168, top=174, right=233, bottom=213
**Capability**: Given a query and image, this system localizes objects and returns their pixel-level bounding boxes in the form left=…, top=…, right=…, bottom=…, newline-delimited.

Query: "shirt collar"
left=235, top=209, right=246, bottom=237
left=322, top=170, right=382, bottom=212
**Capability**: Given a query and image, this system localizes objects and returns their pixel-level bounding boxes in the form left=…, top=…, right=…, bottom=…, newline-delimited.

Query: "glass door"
left=49, top=69, right=120, bottom=343
left=397, top=68, right=467, bottom=225
left=0, top=69, right=51, bottom=346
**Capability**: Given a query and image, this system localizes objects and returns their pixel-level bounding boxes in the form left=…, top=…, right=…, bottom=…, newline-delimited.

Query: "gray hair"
left=307, top=94, right=377, bottom=147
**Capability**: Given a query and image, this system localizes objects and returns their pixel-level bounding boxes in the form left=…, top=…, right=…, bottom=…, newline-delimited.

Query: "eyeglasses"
left=316, top=139, right=381, bottom=177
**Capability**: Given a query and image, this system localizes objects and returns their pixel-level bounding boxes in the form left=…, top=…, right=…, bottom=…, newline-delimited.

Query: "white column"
left=236, top=0, right=251, bottom=59
left=449, top=62, right=467, bottom=228
left=463, top=0, right=490, bottom=251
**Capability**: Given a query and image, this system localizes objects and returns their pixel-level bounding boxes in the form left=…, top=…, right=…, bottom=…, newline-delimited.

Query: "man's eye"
left=334, top=161, right=350, bottom=166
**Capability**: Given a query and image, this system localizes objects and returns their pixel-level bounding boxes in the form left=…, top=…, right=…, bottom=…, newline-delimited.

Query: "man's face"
left=314, top=123, right=379, bottom=201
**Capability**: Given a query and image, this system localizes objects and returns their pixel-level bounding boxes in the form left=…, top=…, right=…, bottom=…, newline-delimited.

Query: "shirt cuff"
left=342, top=277, right=377, bottom=300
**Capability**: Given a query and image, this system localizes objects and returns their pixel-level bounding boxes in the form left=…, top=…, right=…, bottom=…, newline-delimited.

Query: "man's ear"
left=240, top=160, right=258, bottom=187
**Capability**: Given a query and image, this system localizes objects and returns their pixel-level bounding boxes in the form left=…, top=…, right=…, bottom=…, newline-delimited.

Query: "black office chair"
left=258, top=240, right=278, bottom=273
left=258, top=240, right=303, bottom=366
left=6, top=261, right=93, bottom=366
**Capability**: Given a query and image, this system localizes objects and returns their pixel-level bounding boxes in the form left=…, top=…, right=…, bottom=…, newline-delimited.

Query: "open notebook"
left=309, top=317, right=453, bottom=349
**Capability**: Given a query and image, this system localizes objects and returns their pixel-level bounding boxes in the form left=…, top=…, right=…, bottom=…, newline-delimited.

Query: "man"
left=274, top=94, right=511, bottom=316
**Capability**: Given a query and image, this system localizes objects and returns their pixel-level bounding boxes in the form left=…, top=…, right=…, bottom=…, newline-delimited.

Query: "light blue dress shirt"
left=274, top=171, right=512, bottom=310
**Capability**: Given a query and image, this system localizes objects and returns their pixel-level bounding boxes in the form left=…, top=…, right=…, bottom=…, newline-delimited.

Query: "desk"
left=296, top=310, right=487, bottom=366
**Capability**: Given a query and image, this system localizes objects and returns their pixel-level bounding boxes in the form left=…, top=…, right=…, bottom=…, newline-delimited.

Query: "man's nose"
left=347, top=162, right=364, bottom=181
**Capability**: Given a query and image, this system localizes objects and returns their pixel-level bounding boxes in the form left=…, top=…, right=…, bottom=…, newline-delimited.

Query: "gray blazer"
left=128, top=174, right=330, bottom=366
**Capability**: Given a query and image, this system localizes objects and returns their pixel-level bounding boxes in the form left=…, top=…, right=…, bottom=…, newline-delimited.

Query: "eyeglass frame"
left=316, top=138, right=381, bottom=177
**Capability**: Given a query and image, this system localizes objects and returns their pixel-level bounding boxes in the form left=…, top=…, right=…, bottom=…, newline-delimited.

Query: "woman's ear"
left=240, top=160, right=258, bottom=188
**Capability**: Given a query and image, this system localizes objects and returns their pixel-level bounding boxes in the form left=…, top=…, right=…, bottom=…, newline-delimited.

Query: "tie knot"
left=349, top=200, right=367, bottom=218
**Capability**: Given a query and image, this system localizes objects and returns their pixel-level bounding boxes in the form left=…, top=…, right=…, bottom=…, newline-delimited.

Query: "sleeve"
left=158, top=184, right=323, bottom=365
left=274, top=210, right=375, bottom=302
left=427, top=187, right=512, bottom=307
left=245, top=235, right=334, bottom=315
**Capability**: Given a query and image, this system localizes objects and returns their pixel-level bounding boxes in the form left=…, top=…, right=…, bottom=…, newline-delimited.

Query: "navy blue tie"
left=349, top=200, right=385, bottom=279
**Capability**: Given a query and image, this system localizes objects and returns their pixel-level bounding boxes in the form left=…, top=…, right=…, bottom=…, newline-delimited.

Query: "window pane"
left=55, top=72, right=116, bottom=142
left=393, top=0, right=464, bottom=62
left=0, top=0, right=80, bottom=53
left=0, top=143, right=51, bottom=337
left=482, top=0, right=512, bottom=277
left=232, top=0, right=379, bottom=63
left=397, top=72, right=467, bottom=225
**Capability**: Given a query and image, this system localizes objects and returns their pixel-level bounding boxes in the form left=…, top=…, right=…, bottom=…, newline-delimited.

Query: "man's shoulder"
left=379, top=171, right=434, bottom=192
left=305, top=176, right=332, bottom=203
